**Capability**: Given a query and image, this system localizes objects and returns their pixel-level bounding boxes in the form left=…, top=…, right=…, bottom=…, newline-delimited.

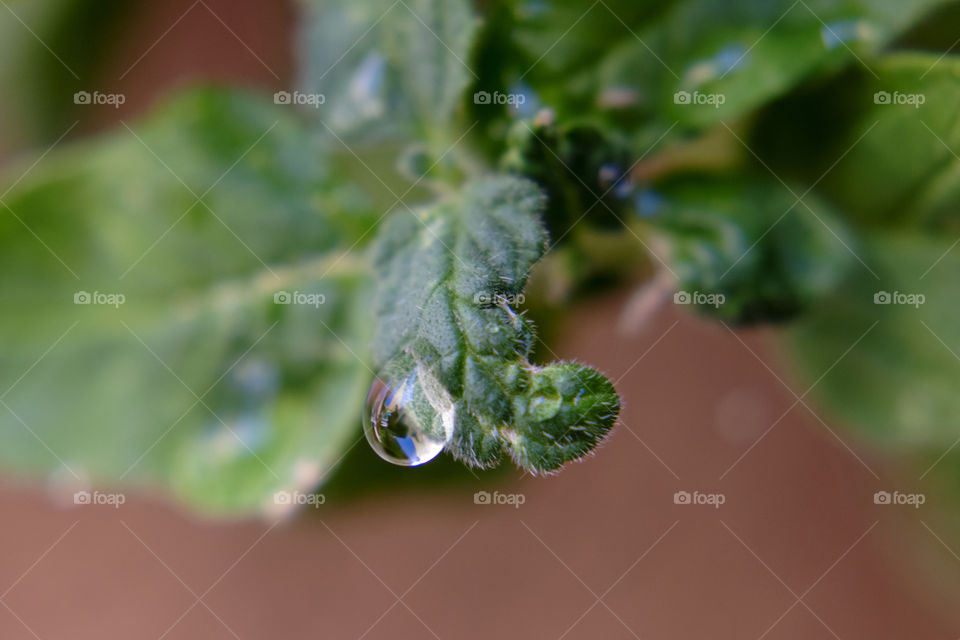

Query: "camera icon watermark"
left=273, top=290, right=326, bottom=308
left=674, top=290, right=725, bottom=308
left=274, top=91, right=326, bottom=108
left=74, top=291, right=126, bottom=308
left=473, top=490, right=525, bottom=508
left=873, top=91, right=925, bottom=108
left=873, top=490, right=924, bottom=508
left=74, top=90, right=126, bottom=109
left=873, top=290, right=925, bottom=308
left=472, top=291, right=525, bottom=307
left=273, top=490, right=326, bottom=507
left=673, top=90, right=726, bottom=108
left=73, top=490, right=126, bottom=508
left=473, top=90, right=526, bottom=109
left=673, top=490, right=725, bottom=509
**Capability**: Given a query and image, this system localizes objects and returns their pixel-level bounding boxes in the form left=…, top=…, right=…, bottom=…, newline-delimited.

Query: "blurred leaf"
left=369, top=176, right=620, bottom=472
left=296, top=0, right=478, bottom=147
left=634, top=0, right=948, bottom=129
left=788, top=233, right=960, bottom=446
left=812, top=54, right=960, bottom=232
left=895, top=1, right=960, bottom=51
left=513, top=0, right=950, bottom=134
left=651, top=175, right=853, bottom=323
left=0, top=88, right=377, bottom=515
left=510, top=0, right=671, bottom=80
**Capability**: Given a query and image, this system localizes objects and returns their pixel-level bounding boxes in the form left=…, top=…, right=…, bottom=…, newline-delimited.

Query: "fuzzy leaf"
left=369, top=176, right=620, bottom=472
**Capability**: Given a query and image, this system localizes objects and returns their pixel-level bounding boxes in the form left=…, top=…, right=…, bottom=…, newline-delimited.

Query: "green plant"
left=1, top=0, right=959, bottom=516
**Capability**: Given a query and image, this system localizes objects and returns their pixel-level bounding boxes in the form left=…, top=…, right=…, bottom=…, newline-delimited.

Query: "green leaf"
left=296, top=0, right=478, bottom=145
left=515, top=0, right=950, bottom=133
left=788, top=232, right=959, bottom=446
left=368, top=175, right=620, bottom=472
left=651, top=175, right=853, bottom=323
left=811, top=53, right=960, bottom=232
left=0, top=87, right=377, bottom=515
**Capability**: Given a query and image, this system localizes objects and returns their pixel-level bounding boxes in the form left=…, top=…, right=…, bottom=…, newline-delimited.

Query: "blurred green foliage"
left=1, top=0, right=959, bottom=515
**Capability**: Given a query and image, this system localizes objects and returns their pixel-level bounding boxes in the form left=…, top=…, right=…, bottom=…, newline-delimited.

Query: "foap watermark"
left=273, top=490, right=326, bottom=507
left=74, top=490, right=126, bottom=508
left=474, top=490, right=525, bottom=508
left=673, top=490, right=725, bottom=509
left=473, top=90, right=526, bottom=108
left=274, top=290, right=326, bottom=308
left=74, top=90, right=126, bottom=109
left=874, top=290, right=925, bottom=308
left=674, top=290, right=725, bottom=308
left=873, top=91, right=925, bottom=108
left=74, top=291, right=125, bottom=308
left=473, top=292, right=525, bottom=307
left=874, top=490, right=925, bottom=508
left=674, top=90, right=725, bottom=108
left=274, top=90, right=326, bottom=108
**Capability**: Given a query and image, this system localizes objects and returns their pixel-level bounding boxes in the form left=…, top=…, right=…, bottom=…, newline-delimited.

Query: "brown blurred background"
left=1, top=1, right=959, bottom=638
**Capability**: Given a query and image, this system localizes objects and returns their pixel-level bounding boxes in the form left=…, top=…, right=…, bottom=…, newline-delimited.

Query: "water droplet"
left=508, top=81, right=541, bottom=118
left=821, top=19, right=873, bottom=50
left=684, top=45, right=748, bottom=87
left=363, top=362, right=456, bottom=466
left=517, top=0, right=549, bottom=19
left=634, top=188, right=665, bottom=218
left=332, top=52, right=387, bottom=129
left=712, top=46, right=748, bottom=74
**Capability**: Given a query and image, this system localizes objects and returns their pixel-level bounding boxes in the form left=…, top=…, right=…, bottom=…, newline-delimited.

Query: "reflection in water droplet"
left=363, top=363, right=455, bottom=466
left=821, top=19, right=872, bottom=49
